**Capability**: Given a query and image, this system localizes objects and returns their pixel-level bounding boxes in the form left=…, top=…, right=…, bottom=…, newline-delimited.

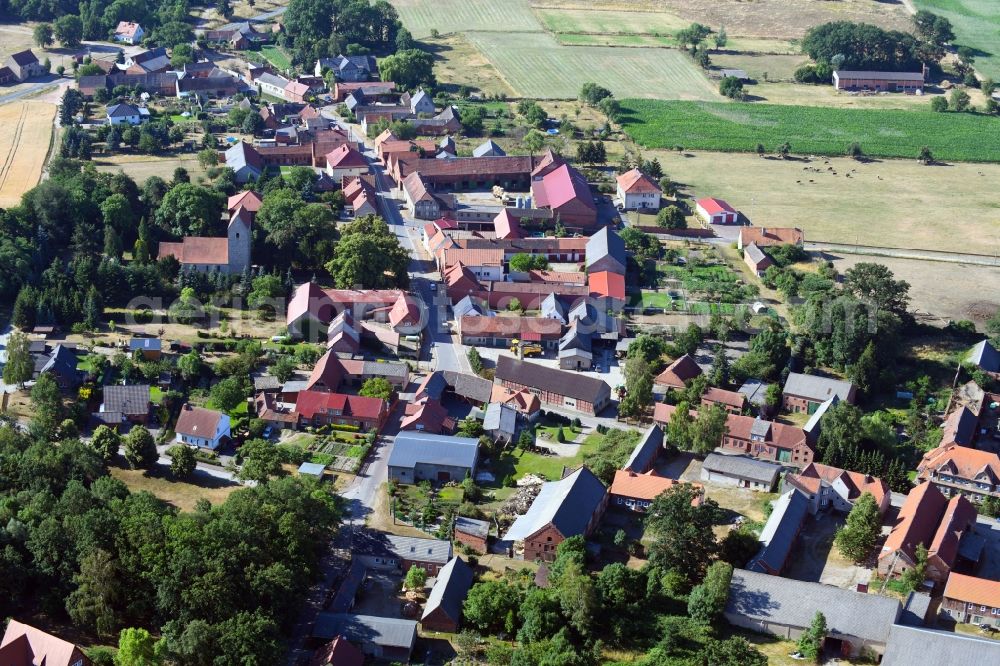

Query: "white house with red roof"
left=325, top=145, right=369, bottom=180
left=114, top=21, right=144, bottom=44
left=696, top=197, right=739, bottom=225
left=785, top=462, right=890, bottom=515
left=615, top=168, right=661, bottom=210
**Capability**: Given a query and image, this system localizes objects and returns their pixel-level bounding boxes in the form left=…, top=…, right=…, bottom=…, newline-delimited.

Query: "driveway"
left=785, top=512, right=872, bottom=589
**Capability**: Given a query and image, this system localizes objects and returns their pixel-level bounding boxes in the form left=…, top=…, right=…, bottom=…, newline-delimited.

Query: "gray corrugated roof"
left=882, top=625, right=1000, bottom=665
left=312, top=613, right=417, bottom=649
left=540, top=293, right=565, bottom=323
left=702, top=453, right=781, bottom=484
left=421, top=557, right=473, bottom=624
left=738, top=379, right=769, bottom=406
left=472, top=140, right=506, bottom=157
left=441, top=371, right=493, bottom=404
left=585, top=226, right=625, bottom=270
left=803, top=395, right=838, bottom=435
left=388, top=432, right=479, bottom=471
left=835, top=69, right=924, bottom=81
left=726, top=569, right=901, bottom=644
left=898, top=591, right=931, bottom=627
left=744, top=242, right=769, bottom=265
left=783, top=372, right=855, bottom=402
left=361, top=360, right=408, bottom=380
left=484, top=402, right=517, bottom=434
left=455, top=516, right=489, bottom=539
left=453, top=295, right=483, bottom=320
left=129, top=337, right=161, bottom=351
left=969, top=339, right=1000, bottom=373
left=623, top=425, right=663, bottom=473
left=257, top=72, right=290, bottom=88
left=502, top=467, right=606, bottom=542
left=749, top=491, right=809, bottom=574
left=354, top=530, right=453, bottom=564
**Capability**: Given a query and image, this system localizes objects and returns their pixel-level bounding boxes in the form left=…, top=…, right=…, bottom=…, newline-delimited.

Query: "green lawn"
left=629, top=291, right=682, bottom=308
left=150, top=386, right=163, bottom=404
left=258, top=45, right=292, bottom=71
left=621, top=99, right=1000, bottom=162
left=538, top=425, right=580, bottom=443
left=914, top=0, right=1000, bottom=80
left=492, top=433, right=603, bottom=483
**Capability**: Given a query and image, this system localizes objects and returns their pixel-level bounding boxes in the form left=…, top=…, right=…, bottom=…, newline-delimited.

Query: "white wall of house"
left=108, top=113, right=141, bottom=125
left=175, top=414, right=231, bottom=450
left=327, top=164, right=369, bottom=181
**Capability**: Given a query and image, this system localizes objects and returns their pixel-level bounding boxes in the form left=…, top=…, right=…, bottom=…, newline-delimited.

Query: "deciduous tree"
left=124, top=426, right=157, bottom=470
left=835, top=492, right=881, bottom=562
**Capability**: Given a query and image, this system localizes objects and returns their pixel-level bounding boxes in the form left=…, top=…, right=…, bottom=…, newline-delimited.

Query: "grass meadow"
left=621, top=99, right=1000, bottom=161
left=914, top=0, right=1000, bottom=80
left=465, top=31, right=719, bottom=100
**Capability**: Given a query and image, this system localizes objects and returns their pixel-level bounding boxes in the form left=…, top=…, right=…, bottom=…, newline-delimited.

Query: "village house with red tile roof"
left=877, top=482, right=979, bottom=582
left=615, top=168, right=662, bottom=210
left=784, top=462, right=890, bottom=515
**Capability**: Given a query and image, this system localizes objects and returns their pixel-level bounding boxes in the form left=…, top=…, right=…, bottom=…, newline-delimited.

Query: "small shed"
left=298, top=461, right=327, bottom=479
left=721, top=68, right=749, bottom=81
left=454, top=516, right=489, bottom=553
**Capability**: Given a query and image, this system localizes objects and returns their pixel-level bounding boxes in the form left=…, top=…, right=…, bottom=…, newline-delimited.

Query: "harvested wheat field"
left=0, top=101, right=55, bottom=208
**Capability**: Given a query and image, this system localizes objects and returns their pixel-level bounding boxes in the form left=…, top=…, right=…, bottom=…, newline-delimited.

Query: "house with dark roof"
left=388, top=432, right=479, bottom=484
left=494, top=356, right=612, bottom=415
left=585, top=226, right=626, bottom=275
left=725, top=569, right=901, bottom=659
left=421, top=557, right=474, bottom=632
left=312, top=614, right=416, bottom=663
left=502, top=467, right=608, bottom=561
left=700, top=453, right=781, bottom=491
left=316, top=54, right=377, bottom=81
left=877, top=482, right=979, bottom=583
left=0, top=619, right=91, bottom=666
left=6, top=50, right=45, bottom=81
left=106, top=102, right=143, bottom=125
left=98, top=384, right=152, bottom=425
left=782, top=372, right=857, bottom=413
left=968, top=339, right=1000, bottom=373
left=34, top=344, right=80, bottom=389
left=748, top=490, right=810, bottom=575
left=623, top=424, right=664, bottom=474
left=354, top=530, right=453, bottom=575
left=785, top=462, right=890, bottom=516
